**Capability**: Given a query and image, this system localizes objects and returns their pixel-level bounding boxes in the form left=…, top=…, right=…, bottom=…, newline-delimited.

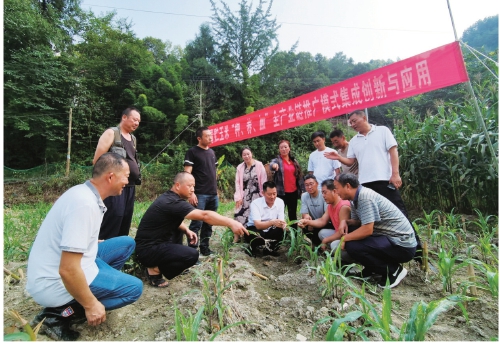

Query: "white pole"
left=446, top=0, right=497, bottom=169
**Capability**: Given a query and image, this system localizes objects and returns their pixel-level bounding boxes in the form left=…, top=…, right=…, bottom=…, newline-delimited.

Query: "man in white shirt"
left=329, top=128, right=358, bottom=175
left=244, top=181, right=287, bottom=257
left=307, top=131, right=341, bottom=190
left=324, top=110, right=422, bottom=263
left=26, top=153, right=143, bottom=341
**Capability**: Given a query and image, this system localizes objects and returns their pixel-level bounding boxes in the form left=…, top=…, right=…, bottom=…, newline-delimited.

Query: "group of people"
left=25, top=107, right=420, bottom=341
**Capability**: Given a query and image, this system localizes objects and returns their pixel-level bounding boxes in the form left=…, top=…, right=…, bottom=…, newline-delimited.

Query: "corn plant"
left=174, top=303, right=205, bottom=341
left=282, top=221, right=310, bottom=262
left=414, top=209, right=441, bottom=240
left=313, top=285, right=470, bottom=341
left=218, top=228, right=235, bottom=263
left=435, top=248, right=468, bottom=293
left=471, top=260, right=498, bottom=298
left=299, top=244, right=322, bottom=269
left=4, top=309, right=44, bottom=341
left=198, top=259, right=238, bottom=333
left=399, top=295, right=470, bottom=341
left=314, top=240, right=356, bottom=300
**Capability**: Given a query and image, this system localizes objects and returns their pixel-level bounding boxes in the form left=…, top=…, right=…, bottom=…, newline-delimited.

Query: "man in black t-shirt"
left=135, top=172, right=247, bottom=287
left=93, top=107, right=141, bottom=239
left=184, top=126, right=219, bottom=256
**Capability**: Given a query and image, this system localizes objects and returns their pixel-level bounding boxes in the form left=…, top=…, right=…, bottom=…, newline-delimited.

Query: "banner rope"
left=460, top=42, right=499, bottom=81
left=141, top=114, right=201, bottom=171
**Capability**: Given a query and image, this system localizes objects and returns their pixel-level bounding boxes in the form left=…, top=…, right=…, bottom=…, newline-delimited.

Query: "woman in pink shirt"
left=270, top=140, right=305, bottom=227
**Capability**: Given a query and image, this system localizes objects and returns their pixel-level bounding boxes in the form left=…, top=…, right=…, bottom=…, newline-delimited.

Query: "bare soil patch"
left=3, top=225, right=498, bottom=341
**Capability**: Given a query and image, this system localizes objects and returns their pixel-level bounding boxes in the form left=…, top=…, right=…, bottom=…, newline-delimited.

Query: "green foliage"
left=461, top=15, right=499, bottom=52
left=174, top=302, right=205, bottom=341
left=395, top=85, right=498, bottom=214
left=436, top=248, right=468, bottom=293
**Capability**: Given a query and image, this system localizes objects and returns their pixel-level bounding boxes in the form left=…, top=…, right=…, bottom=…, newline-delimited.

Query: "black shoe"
left=194, top=260, right=202, bottom=266
left=181, top=269, right=190, bottom=275
left=200, top=248, right=216, bottom=257
left=32, top=307, right=81, bottom=341
left=262, top=249, right=280, bottom=257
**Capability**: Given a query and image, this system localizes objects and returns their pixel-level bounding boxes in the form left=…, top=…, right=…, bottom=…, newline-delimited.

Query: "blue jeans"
left=85, top=236, right=142, bottom=310
left=188, top=194, right=218, bottom=250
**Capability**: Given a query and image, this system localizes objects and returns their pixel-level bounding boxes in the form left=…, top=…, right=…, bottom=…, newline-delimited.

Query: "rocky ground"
left=3, top=224, right=499, bottom=341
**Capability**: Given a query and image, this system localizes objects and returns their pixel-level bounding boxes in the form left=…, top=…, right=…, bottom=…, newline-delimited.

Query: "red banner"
left=209, top=41, right=468, bottom=147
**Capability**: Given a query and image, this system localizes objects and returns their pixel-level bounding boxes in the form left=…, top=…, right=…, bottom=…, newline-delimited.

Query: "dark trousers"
left=99, top=186, right=135, bottom=240
left=362, top=180, right=422, bottom=257
left=188, top=194, right=219, bottom=250
left=345, top=235, right=416, bottom=280
left=278, top=192, right=298, bottom=226
left=245, top=225, right=284, bottom=252
left=303, top=227, right=323, bottom=246
left=136, top=236, right=199, bottom=280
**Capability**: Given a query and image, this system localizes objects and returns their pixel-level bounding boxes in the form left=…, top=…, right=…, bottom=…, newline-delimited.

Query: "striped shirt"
left=351, top=187, right=416, bottom=248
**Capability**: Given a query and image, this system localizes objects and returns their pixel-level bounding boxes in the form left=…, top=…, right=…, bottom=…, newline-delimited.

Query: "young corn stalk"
left=398, top=295, right=470, bottom=341
left=4, top=309, right=44, bottom=341
left=282, top=221, right=310, bottom=263
left=414, top=209, right=441, bottom=241
left=471, top=260, right=498, bottom=298
left=435, top=248, right=468, bottom=294
left=315, top=239, right=356, bottom=300
left=174, top=303, right=205, bottom=341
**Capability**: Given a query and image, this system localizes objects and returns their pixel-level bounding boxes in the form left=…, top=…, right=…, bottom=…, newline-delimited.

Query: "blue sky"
left=81, top=0, right=498, bottom=63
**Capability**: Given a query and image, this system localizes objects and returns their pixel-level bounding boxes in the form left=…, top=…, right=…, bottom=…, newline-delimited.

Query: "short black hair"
left=93, top=152, right=126, bottom=178
left=263, top=181, right=277, bottom=191
left=311, top=131, right=325, bottom=141
left=122, top=107, right=140, bottom=117
left=321, top=179, right=335, bottom=190
left=196, top=126, right=210, bottom=139
left=303, top=174, right=317, bottom=182
left=336, top=173, right=359, bottom=188
left=240, top=146, right=252, bottom=155
left=348, top=110, right=365, bottom=119
left=329, top=129, right=344, bottom=139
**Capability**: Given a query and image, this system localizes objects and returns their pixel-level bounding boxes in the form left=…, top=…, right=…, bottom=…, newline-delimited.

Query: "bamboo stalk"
left=422, top=242, right=429, bottom=272
left=4, top=267, right=21, bottom=281
left=467, top=264, right=478, bottom=296
left=251, top=271, right=268, bottom=280
left=217, top=258, right=224, bottom=287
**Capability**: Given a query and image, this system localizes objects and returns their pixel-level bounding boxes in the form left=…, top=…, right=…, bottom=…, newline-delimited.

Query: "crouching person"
left=298, top=179, right=354, bottom=263
left=244, top=181, right=287, bottom=257
left=26, top=153, right=143, bottom=341
left=334, top=173, right=417, bottom=288
left=134, top=172, right=248, bottom=287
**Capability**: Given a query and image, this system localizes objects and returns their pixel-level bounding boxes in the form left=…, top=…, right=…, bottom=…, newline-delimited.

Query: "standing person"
left=300, top=174, right=328, bottom=246
left=135, top=172, right=248, bottom=287
left=329, top=129, right=358, bottom=175
left=184, top=126, right=218, bottom=257
left=333, top=173, right=417, bottom=288
left=307, top=131, right=341, bottom=189
left=324, top=110, right=422, bottom=261
left=233, top=147, right=267, bottom=243
left=245, top=181, right=287, bottom=257
left=270, top=140, right=305, bottom=227
left=93, top=107, right=141, bottom=240
left=26, top=153, right=143, bottom=341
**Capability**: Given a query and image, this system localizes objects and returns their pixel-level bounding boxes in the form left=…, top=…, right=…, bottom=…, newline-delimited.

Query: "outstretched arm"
left=185, top=209, right=248, bottom=236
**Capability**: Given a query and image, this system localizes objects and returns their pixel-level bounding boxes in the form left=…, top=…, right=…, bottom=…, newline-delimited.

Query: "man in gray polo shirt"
left=300, top=174, right=328, bottom=246
left=334, top=173, right=416, bottom=288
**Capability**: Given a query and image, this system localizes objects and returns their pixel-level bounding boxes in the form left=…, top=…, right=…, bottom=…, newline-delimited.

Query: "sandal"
left=145, top=269, right=169, bottom=288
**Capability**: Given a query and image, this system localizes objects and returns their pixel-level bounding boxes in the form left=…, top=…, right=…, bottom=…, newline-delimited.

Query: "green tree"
left=462, top=15, right=499, bottom=52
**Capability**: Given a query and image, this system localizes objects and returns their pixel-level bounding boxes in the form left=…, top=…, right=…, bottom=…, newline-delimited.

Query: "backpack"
left=109, top=126, right=136, bottom=158
left=109, top=126, right=142, bottom=185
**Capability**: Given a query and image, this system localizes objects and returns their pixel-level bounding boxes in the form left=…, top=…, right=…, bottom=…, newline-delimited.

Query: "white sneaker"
left=378, top=266, right=407, bottom=289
